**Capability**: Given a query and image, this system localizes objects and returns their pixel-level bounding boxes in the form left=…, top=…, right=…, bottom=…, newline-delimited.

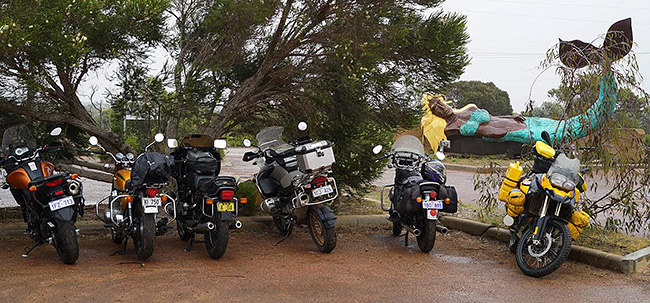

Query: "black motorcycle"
left=1, top=126, right=84, bottom=264
left=243, top=122, right=337, bottom=253
left=167, top=134, right=241, bottom=259
left=373, top=135, right=457, bottom=252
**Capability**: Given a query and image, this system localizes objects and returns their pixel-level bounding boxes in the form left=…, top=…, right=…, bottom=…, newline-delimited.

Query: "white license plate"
left=48, top=196, right=75, bottom=211
left=422, top=200, right=443, bottom=209
left=312, top=185, right=334, bottom=198
left=143, top=197, right=161, bottom=214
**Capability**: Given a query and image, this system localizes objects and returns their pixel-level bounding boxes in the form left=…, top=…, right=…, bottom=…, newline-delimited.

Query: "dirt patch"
left=0, top=224, right=648, bottom=302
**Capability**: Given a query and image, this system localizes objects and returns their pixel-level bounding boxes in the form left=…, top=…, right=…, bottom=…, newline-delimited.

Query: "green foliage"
left=442, top=81, right=513, bottom=115
left=236, top=180, right=260, bottom=216
left=525, top=101, right=564, bottom=119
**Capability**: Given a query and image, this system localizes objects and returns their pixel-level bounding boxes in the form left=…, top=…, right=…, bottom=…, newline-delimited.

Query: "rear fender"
left=53, top=206, right=75, bottom=222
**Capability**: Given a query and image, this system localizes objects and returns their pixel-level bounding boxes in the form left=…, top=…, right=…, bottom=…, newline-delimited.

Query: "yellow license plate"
left=217, top=202, right=235, bottom=212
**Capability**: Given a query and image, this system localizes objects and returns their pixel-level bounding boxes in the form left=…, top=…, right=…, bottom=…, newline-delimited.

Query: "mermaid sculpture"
left=421, top=18, right=633, bottom=152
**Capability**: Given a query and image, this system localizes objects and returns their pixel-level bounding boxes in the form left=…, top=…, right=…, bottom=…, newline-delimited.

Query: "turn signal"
left=416, top=197, right=422, bottom=203
left=161, top=195, right=168, bottom=203
left=240, top=198, right=248, bottom=204
left=70, top=174, right=78, bottom=180
left=444, top=198, right=451, bottom=204
left=29, top=186, right=37, bottom=192
left=125, top=195, right=134, bottom=203
left=206, top=198, right=214, bottom=205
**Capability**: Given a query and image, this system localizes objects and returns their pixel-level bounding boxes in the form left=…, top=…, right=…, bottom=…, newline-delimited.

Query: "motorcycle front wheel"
left=307, top=205, right=336, bottom=253
left=205, top=220, right=229, bottom=259
left=53, top=219, right=79, bottom=265
left=134, top=207, right=156, bottom=260
left=516, top=219, right=571, bottom=277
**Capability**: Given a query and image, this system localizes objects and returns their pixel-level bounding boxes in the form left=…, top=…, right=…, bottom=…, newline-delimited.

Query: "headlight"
left=550, top=174, right=575, bottom=191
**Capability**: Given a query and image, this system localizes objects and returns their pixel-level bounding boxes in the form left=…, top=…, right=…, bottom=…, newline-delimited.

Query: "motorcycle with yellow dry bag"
left=500, top=131, right=590, bottom=277
left=90, top=134, right=177, bottom=260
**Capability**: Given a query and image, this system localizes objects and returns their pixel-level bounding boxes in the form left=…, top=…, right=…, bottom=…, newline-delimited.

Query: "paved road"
left=0, top=226, right=648, bottom=302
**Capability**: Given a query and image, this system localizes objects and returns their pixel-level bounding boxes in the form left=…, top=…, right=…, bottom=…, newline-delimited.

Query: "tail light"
left=54, top=190, right=64, bottom=196
left=145, top=188, right=159, bottom=197
left=220, top=190, right=235, bottom=200
left=430, top=191, right=437, bottom=200
left=311, top=176, right=328, bottom=187
left=46, top=179, right=64, bottom=187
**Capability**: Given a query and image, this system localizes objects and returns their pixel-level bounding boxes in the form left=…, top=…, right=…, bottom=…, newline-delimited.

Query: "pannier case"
left=295, top=140, right=336, bottom=173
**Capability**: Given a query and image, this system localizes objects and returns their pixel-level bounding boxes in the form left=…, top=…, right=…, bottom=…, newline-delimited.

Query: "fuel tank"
left=113, top=169, right=131, bottom=191
left=7, top=168, right=30, bottom=190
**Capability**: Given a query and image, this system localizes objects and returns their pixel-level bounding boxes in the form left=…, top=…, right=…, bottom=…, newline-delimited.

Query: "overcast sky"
left=441, top=0, right=649, bottom=112
left=80, top=0, right=649, bottom=114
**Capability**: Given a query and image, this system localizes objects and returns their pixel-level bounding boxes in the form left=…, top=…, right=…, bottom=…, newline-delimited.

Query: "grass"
left=575, top=227, right=650, bottom=256
left=445, top=154, right=528, bottom=167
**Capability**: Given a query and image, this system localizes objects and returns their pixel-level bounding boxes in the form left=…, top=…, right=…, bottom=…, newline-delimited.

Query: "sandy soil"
left=0, top=225, right=648, bottom=303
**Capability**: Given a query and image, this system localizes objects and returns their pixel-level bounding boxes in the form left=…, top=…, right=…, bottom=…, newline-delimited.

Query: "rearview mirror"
left=214, top=139, right=227, bottom=149
left=372, top=145, right=383, bottom=155
left=89, top=136, right=99, bottom=146
left=167, top=139, right=178, bottom=149
left=298, top=122, right=308, bottom=131
left=154, top=133, right=164, bottom=143
left=541, top=131, right=551, bottom=145
left=243, top=139, right=252, bottom=148
left=50, top=127, right=62, bottom=137
left=435, top=151, right=446, bottom=161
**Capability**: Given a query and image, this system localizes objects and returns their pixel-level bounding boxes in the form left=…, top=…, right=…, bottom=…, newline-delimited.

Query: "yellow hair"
left=420, top=93, right=449, bottom=152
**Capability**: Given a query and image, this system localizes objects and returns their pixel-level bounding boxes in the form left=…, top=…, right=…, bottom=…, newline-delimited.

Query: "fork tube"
left=539, top=196, right=549, bottom=218
left=554, top=200, right=561, bottom=216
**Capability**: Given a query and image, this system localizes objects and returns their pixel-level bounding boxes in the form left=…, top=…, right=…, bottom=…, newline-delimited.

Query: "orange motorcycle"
left=1, top=126, right=84, bottom=264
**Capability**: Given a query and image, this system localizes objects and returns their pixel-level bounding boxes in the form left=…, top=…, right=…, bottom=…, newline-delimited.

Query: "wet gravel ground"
left=0, top=226, right=648, bottom=302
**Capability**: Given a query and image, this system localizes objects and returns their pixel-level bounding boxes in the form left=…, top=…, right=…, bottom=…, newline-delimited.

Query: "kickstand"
left=404, top=231, right=409, bottom=247
left=110, top=237, right=129, bottom=256
left=184, top=234, right=195, bottom=252
left=273, top=229, right=292, bottom=246
left=22, top=240, right=41, bottom=258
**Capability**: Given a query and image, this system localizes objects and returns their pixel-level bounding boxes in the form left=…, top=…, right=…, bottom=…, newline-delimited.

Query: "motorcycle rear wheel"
left=416, top=218, right=437, bottom=253
left=307, top=205, right=336, bottom=253
left=516, top=219, right=571, bottom=277
left=134, top=208, right=156, bottom=260
left=111, top=228, right=124, bottom=244
left=177, top=220, right=193, bottom=241
left=205, top=220, right=230, bottom=259
left=53, top=219, right=79, bottom=265
left=392, top=222, right=402, bottom=236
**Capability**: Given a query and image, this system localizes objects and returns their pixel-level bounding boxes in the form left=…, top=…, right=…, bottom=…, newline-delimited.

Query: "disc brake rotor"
left=527, top=232, right=554, bottom=258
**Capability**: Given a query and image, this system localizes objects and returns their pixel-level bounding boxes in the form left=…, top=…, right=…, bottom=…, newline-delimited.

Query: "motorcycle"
left=373, top=135, right=457, bottom=252
left=167, top=134, right=242, bottom=259
left=89, top=133, right=176, bottom=260
left=500, top=131, right=589, bottom=277
left=242, top=122, right=338, bottom=253
left=0, top=125, right=84, bottom=264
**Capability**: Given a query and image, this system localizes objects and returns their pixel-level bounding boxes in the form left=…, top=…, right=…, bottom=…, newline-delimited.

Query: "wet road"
left=0, top=226, right=648, bottom=302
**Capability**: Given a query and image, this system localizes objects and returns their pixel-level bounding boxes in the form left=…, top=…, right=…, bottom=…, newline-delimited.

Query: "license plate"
left=312, top=185, right=334, bottom=198
left=48, top=196, right=75, bottom=211
left=218, top=202, right=235, bottom=212
left=422, top=200, right=443, bottom=209
left=143, top=197, right=161, bottom=214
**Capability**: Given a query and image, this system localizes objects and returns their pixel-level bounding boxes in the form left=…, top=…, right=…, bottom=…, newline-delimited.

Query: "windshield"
left=256, top=126, right=293, bottom=152
left=2, top=125, right=36, bottom=155
left=547, top=153, right=581, bottom=184
left=391, top=135, right=425, bottom=156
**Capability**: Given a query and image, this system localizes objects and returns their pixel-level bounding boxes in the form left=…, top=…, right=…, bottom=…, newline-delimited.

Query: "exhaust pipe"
left=191, top=222, right=215, bottom=233
left=403, top=224, right=421, bottom=237
left=233, top=220, right=243, bottom=229
left=436, top=225, right=449, bottom=234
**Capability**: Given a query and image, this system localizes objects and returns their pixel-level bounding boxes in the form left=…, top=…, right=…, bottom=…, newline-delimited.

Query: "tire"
left=134, top=208, right=156, bottom=260
left=508, top=232, right=519, bottom=254
left=307, top=205, right=337, bottom=253
left=273, top=216, right=293, bottom=236
left=416, top=218, right=437, bottom=253
left=111, top=228, right=124, bottom=244
left=177, top=220, right=193, bottom=241
left=392, top=222, right=402, bottom=236
left=53, top=219, right=79, bottom=265
left=205, top=221, right=230, bottom=259
left=516, top=219, right=572, bottom=277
